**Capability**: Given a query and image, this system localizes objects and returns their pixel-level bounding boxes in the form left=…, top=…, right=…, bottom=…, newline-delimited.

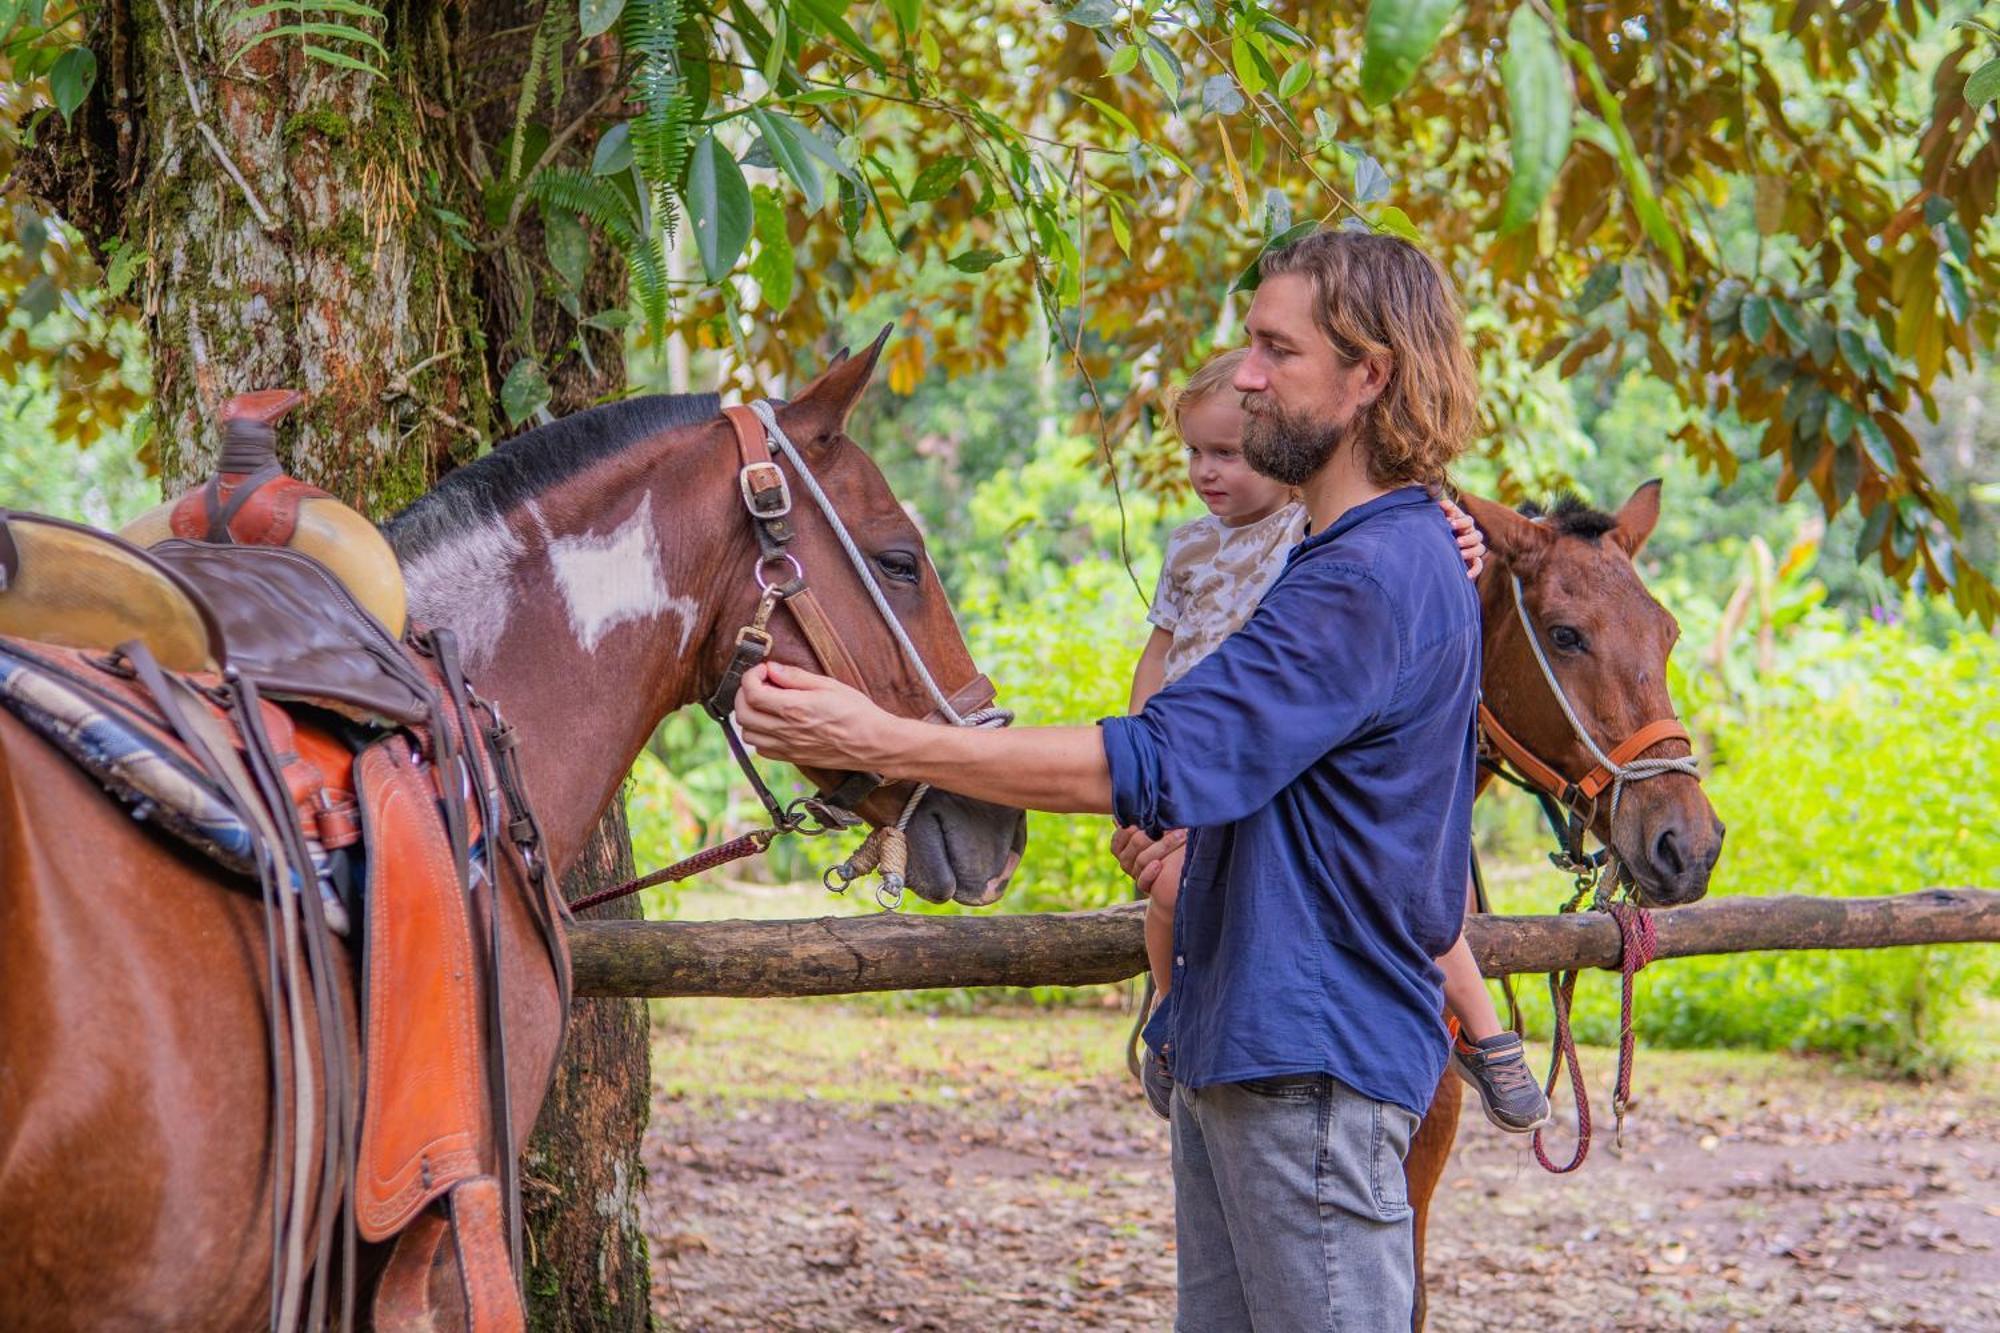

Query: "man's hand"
left=1437, top=495, right=1487, bottom=580
left=735, top=661, right=900, bottom=770
left=1138, top=840, right=1186, bottom=898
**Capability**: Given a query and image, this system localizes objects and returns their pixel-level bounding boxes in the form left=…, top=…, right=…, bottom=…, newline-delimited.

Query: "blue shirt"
left=1100, top=486, right=1480, bottom=1117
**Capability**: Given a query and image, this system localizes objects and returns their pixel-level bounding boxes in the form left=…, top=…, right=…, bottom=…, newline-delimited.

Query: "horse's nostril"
left=1654, top=826, right=1684, bottom=878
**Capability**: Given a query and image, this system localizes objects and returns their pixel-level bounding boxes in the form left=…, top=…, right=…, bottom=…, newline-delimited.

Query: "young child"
left=1119, top=348, right=1552, bottom=1134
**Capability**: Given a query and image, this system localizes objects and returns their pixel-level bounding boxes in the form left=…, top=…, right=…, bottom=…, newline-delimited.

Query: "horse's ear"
left=786, top=326, right=892, bottom=446
left=1612, top=479, right=1663, bottom=558
left=1457, top=492, right=1553, bottom=568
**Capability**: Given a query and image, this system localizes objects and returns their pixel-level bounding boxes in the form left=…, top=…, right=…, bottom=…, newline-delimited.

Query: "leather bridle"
left=569, top=400, right=1011, bottom=913
left=1477, top=572, right=1701, bottom=886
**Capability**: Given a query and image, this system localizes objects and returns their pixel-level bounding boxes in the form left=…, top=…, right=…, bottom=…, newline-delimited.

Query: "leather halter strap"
left=1477, top=706, right=1691, bottom=809
left=723, top=404, right=869, bottom=690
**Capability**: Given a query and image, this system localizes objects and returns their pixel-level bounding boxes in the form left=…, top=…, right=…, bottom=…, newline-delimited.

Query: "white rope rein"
left=1509, top=574, right=1699, bottom=828
left=750, top=400, right=1013, bottom=904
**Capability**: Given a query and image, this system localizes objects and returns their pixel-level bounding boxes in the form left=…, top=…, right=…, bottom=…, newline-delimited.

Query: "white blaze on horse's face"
left=539, top=493, right=698, bottom=655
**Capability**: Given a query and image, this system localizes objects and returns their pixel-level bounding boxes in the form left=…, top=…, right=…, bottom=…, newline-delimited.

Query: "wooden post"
left=564, top=889, right=2000, bottom=998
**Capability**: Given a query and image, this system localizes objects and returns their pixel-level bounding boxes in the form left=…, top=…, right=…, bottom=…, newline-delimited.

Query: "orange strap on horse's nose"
left=1576, top=719, right=1693, bottom=803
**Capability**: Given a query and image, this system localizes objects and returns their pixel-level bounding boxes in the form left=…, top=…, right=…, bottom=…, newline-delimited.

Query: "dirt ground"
left=641, top=996, right=2000, bottom=1333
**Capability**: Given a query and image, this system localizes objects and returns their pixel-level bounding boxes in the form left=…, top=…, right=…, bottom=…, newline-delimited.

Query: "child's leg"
left=1144, top=872, right=1178, bottom=1002
left=1438, top=934, right=1501, bottom=1042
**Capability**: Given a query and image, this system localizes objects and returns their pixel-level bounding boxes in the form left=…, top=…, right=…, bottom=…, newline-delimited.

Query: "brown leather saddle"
left=0, top=430, right=565, bottom=1331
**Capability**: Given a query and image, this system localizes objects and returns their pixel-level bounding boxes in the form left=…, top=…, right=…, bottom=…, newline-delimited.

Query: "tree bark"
left=565, top=889, right=2000, bottom=997
left=31, top=5, right=650, bottom=1328
left=525, top=802, right=652, bottom=1332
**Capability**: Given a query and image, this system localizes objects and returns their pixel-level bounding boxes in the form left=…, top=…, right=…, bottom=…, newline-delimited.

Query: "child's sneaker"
left=1138, top=1045, right=1174, bottom=1121
left=1450, top=1031, right=1552, bottom=1133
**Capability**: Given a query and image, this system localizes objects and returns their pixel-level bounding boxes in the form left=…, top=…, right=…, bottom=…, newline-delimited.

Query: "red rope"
left=566, top=829, right=775, bottom=915
left=1531, top=901, right=1656, bottom=1174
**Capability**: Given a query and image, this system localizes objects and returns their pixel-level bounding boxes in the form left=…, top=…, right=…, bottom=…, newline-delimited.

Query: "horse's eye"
left=1549, top=624, right=1588, bottom=654
left=874, top=550, right=921, bottom=585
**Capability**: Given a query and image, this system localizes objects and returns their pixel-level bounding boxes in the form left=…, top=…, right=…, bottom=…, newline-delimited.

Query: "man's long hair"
left=1256, top=229, right=1478, bottom=489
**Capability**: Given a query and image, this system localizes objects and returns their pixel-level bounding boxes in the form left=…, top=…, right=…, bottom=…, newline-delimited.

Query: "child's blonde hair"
left=1168, top=347, right=1250, bottom=438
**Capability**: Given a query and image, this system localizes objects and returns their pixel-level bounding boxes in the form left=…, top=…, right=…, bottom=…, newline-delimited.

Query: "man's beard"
left=1240, top=396, right=1355, bottom=486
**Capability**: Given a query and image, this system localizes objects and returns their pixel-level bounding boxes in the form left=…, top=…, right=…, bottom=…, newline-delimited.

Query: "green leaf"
left=1372, top=204, right=1420, bottom=241
left=947, top=247, right=1007, bottom=272
left=793, top=0, right=886, bottom=74
left=1837, top=327, right=1873, bottom=376
left=1740, top=294, right=1771, bottom=345
left=1080, top=93, right=1139, bottom=140
left=500, top=357, right=551, bottom=425
left=1358, top=0, right=1459, bottom=107
left=1824, top=396, right=1859, bottom=446
left=1856, top=414, right=1898, bottom=474
left=790, top=120, right=861, bottom=183
left=105, top=243, right=143, bottom=299
left=1496, top=8, right=1570, bottom=234
left=579, top=0, right=626, bottom=40
left=1107, top=198, right=1131, bottom=256
left=909, top=154, right=969, bottom=203
left=238, top=1, right=386, bottom=22
left=1967, top=57, right=2000, bottom=107
left=581, top=308, right=634, bottom=331
left=1141, top=40, right=1180, bottom=103
left=1278, top=57, right=1311, bottom=100
left=592, top=121, right=633, bottom=175
left=683, top=130, right=753, bottom=282
left=1350, top=149, right=1391, bottom=204
left=1202, top=75, right=1245, bottom=116
left=300, top=43, right=384, bottom=77
left=543, top=205, right=590, bottom=290
left=50, top=46, right=94, bottom=125
left=747, top=185, right=795, bottom=313
left=887, top=0, right=920, bottom=31
left=1264, top=188, right=1292, bottom=238
left=1940, top=263, right=1970, bottom=323
left=1230, top=33, right=1266, bottom=96
left=1230, top=220, right=1319, bottom=292
left=1771, top=298, right=1808, bottom=350
left=1059, top=0, right=1120, bottom=29
left=1106, top=44, right=1140, bottom=77
left=749, top=107, right=825, bottom=212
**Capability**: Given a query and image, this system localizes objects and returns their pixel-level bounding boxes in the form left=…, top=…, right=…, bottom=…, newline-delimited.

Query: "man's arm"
left=735, top=662, right=1115, bottom=813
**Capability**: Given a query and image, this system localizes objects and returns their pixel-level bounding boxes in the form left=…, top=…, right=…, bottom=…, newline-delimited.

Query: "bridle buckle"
left=738, top=461, right=791, bottom=519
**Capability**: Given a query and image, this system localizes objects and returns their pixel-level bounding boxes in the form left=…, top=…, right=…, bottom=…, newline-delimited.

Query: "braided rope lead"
left=1530, top=898, right=1658, bottom=1173
left=750, top=400, right=1014, bottom=908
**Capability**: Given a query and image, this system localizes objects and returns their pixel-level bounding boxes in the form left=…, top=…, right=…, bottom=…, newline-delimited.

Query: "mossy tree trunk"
left=30, top=3, right=650, bottom=1328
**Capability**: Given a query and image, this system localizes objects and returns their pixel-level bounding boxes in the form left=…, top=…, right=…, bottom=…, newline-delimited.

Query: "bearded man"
left=738, top=228, right=1483, bottom=1331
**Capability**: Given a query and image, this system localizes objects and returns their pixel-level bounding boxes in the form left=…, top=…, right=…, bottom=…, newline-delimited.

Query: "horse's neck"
left=403, top=431, right=743, bottom=876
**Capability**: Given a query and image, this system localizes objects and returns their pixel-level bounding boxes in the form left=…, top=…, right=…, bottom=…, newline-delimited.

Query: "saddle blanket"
left=0, top=641, right=354, bottom=933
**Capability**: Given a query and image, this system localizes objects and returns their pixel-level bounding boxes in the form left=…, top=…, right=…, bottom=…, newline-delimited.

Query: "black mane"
left=1519, top=492, right=1619, bottom=541
left=385, top=392, right=720, bottom=558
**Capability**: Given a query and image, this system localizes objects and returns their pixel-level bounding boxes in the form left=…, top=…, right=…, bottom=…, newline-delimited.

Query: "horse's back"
left=0, top=707, right=287, bottom=1330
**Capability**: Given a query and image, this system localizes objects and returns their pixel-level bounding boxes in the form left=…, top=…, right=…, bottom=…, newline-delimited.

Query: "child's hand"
left=1114, top=826, right=1186, bottom=887
left=1138, top=840, right=1186, bottom=898
left=1438, top=496, right=1486, bottom=580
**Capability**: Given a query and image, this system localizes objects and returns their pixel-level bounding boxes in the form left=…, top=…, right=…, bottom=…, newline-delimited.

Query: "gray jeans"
left=1171, top=1075, right=1419, bottom=1332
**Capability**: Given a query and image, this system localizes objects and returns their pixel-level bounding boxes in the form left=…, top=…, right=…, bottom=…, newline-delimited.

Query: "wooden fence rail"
left=568, top=888, right=2000, bottom=998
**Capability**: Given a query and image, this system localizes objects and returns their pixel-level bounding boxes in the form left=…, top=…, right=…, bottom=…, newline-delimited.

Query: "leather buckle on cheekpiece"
left=738, top=462, right=791, bottom=519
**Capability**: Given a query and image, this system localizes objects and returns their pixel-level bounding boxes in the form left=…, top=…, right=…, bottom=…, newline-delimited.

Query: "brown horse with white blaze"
left=1403, top=480, right=1726, bottom=1328
left=0, top=337, right=1024, bottom=1328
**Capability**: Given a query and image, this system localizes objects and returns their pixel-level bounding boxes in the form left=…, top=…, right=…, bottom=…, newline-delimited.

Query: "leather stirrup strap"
left=372, top=1181, right=523, bottom=1333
